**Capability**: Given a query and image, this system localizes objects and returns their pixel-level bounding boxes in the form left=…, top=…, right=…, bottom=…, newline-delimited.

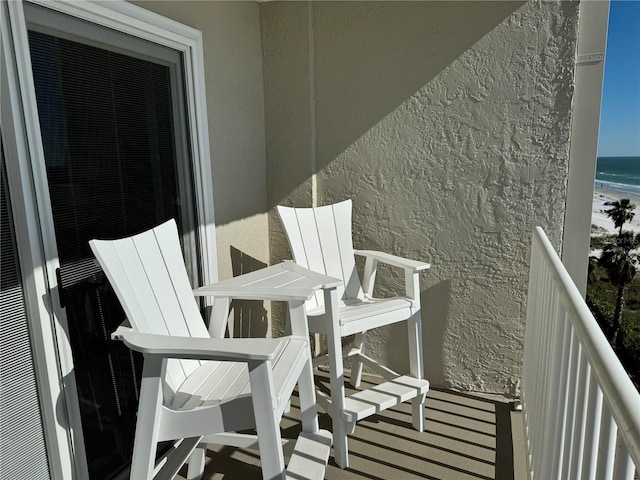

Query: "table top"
left=193, top=260, right=342, bottom=302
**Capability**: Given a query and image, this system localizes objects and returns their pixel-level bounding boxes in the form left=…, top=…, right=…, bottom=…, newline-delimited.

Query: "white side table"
left=193, top=261, right=342, bottom=476
left=193, top=260, right=342, bottom=340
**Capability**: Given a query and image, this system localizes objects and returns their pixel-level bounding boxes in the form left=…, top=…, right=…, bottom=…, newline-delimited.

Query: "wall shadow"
left=313, top=1, right=524, bottom=173
left=229, top=246, right=269, bottom=338
left=422, top=280, right=452, bottom=387
left=387, top=279, right=451, bottom=387
left=263, top=1, right=525, bottom=208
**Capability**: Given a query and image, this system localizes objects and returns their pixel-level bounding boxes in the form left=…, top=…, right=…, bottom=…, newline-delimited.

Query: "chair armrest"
left=354, top=250, right=430, bottom=273
left=354, top=250, right=429, bottom=299
left=112, top=324, right=133, bottom=338
left=113, top=330, right=290, bottom=362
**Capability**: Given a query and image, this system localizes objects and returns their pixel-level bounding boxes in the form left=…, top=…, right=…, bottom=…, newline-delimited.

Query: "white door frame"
left=2, top=1, right=217, bottom=477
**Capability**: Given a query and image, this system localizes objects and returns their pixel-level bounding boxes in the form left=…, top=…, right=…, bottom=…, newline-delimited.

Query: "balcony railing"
left=523, top=227, right=640, bottom=479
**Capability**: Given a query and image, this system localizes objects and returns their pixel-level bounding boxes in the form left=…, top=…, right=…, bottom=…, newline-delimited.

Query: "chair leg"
left=297, top=355, right=320, bottom=434
left=350, top=331, right=367, bottom=388
left=412, top=397, right=426, bottom=432
left=288, top=299, right=321, bottom=434
left=332, top=416, right=349, bottom=469
left=325, top=289, right=349, bottom=469
left=248, top=360, right=286, bottom=480
left=130, top=357, right=165, bottom=480
left=186, top=444, right=206, bottom=480
left=408, top=310, right=425, bottom=432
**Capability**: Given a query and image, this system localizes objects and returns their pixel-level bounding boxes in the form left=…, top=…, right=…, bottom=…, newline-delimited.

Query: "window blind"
left=0, top=145, right=51, bottom=480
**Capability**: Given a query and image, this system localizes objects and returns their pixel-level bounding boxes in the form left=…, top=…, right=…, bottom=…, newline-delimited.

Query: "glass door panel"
left=28, top=27, right=197, bottom=480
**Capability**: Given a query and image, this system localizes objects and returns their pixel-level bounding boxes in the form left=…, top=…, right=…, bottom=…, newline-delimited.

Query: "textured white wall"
left=264, top=1, right=579, bottom=396
left=134, top=1, right=269, bottom=283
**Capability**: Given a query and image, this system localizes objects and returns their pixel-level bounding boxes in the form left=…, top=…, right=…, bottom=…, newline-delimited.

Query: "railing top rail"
left=531, top=226, right=640, bottom=468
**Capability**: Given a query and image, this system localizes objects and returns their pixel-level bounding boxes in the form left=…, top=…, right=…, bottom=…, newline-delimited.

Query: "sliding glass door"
left=26, top=6, right=200, bottom=478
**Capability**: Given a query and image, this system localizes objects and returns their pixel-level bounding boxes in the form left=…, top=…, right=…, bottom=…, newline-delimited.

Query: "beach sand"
left=591, top=188, right=640, bottom=235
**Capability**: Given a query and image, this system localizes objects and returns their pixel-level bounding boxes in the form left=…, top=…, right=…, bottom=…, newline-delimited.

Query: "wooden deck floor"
left=180, top=372, right=527, bottom=480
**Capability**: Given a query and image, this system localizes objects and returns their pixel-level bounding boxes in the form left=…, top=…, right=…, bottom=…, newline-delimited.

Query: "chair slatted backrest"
left=277, top=200, right=363, bottom=310
left=90, top=220, right=210, bottom=402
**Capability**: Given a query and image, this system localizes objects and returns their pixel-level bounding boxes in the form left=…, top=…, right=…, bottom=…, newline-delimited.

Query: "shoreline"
left=592, top=187, right=640, bottom=235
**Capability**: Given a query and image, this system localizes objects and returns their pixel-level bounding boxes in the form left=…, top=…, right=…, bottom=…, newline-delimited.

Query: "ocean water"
left=595, top=156, right=640, bottom=197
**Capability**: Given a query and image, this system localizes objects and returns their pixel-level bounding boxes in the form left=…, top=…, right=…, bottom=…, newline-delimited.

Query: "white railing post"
left=596, top=403, right=617, bottom=479
left=613, top=440, right=635, bottom=480
left=523, top=227, right=640, bottom=480
left=580, top=367, right=602, bottom=480
left=550, top=318, right=572, bottom=478
left=561, top=330, right=582, bottom=478
left=568, top=350, right=590, bottom=479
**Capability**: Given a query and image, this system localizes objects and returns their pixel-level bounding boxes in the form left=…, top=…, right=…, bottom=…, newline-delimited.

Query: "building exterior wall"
left=134, top=1, right=270, bottom=282
left=263, top=1, right=580, bottom=396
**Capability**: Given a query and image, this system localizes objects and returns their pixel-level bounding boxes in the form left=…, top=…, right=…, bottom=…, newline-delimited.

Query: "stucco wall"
left=133, top=1, right=269, bottom=283
left=263, top=1, right=579, bottom=396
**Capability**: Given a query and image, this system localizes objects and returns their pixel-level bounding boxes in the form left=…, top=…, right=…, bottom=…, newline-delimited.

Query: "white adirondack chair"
left=89, top=220, right=331, bottom=480
left=277, top=200, right=430, bottom=469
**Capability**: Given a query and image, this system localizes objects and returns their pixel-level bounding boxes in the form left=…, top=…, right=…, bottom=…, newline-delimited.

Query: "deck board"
left=179, top=370, right=527, bottom=480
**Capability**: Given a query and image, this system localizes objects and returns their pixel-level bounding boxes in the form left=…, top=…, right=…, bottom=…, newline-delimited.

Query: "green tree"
left=598, top=230, right=640, bottom=349
left=605, top=198, right=636, bottom=235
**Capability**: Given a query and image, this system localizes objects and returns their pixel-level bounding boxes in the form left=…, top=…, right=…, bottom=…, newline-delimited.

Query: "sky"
left=597, top=0, right=640, bottom=158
